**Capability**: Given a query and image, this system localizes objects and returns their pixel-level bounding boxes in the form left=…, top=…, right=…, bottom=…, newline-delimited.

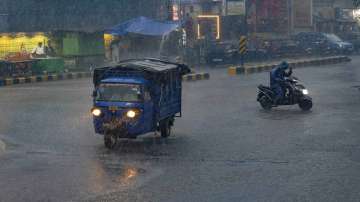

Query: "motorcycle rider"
left=270, top=61, right=292, bottom=104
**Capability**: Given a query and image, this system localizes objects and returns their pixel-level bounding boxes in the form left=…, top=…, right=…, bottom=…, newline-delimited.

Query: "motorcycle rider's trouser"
left=272, top=84, right=284, bottom=104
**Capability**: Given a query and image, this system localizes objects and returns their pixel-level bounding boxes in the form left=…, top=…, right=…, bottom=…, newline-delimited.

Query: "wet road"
left=0, top=57, right=360, bottom=202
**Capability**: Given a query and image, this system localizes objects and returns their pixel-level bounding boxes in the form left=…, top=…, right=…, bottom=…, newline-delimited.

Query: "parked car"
left=204, top=41, right=239, bottom=64
left=323, top=33, right=354, bottom=54
left=293, top=32, right=354, bottom=55
left=262, top=39, right=304, bottom=58
left=204, top=41, right=268, bottom=64
left=337, top=32, right=360, bottom=53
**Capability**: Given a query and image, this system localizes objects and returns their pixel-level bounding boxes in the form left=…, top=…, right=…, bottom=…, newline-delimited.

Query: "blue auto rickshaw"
left=91, top=58, right=190, bottom=148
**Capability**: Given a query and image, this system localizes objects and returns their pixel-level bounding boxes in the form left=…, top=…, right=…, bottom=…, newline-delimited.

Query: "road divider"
left=0, top=139, right=5, bottom=156
left=182, top=72, right=210, bottom=81
left=228, top=56, right=351, bottom=76
left=0, top=71, right=210, bottom=87
left=0, top=72, right=92, bottom=87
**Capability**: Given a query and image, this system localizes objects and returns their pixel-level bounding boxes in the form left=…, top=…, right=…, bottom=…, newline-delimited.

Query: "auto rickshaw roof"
left=114, top=58, right=186, bottom=72
left=93, top=58, right=190, bottom=86
left=101, top=77, right=148, bottom=84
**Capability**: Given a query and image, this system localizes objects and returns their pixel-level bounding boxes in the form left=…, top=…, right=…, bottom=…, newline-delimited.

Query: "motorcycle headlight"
left=302, top=89, right=309, bottom=95
left=91, top=108, right=102, bottom=117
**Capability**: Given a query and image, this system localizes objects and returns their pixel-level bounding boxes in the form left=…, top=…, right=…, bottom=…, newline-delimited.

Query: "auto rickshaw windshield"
left=96, top=83, right=142, bottom=102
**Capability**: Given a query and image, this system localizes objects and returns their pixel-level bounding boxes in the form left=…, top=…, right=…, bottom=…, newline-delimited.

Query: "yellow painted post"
left=5, top=78, right=13, bottom=85
left=30, top=76, right=37, bottom=83
left=228, top=66, right=237, bottom=76
left=41, top=75, right=48, bottom=81
left=51, top=74, right=58, bottom=80
left=18, top=77, right=26, bottom=84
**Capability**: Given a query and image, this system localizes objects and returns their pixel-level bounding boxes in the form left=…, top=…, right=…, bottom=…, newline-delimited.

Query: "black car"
left=262, top=38, right=304, bottom=58
left=337, top=32, right=360, bottom=53
left=204, top=41, right=269, bottom=64
left=204, top=41, right=238, bottom=64
left=293, top=32, right=354, bottom=55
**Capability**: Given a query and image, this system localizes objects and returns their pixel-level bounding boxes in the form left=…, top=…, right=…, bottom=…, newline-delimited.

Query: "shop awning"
left=105, top=16, right=179, bottom=37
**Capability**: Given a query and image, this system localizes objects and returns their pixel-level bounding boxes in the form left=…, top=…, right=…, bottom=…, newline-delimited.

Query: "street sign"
left=293, top=0, right=313, bottom=28
left=226, top=0, right=246, bottom=16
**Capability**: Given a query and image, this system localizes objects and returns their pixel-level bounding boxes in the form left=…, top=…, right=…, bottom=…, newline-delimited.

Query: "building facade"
left=0, top=0, right=8, bottom=32
left=313, top=0, right=357, bottom=33
left=2, top=0, right=170, bottom=33
left=0, top=0, right=171, bottom=67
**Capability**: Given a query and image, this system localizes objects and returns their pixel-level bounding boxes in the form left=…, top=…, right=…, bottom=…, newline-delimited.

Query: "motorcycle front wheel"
left=299, top=98, right=313, bottom=111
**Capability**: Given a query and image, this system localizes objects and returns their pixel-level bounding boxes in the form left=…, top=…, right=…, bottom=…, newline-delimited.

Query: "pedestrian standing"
left=31, top=42, right=46, bottom=58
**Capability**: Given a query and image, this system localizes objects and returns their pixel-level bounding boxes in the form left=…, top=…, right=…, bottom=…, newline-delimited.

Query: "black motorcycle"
left=257, top=74, right=313, bottom=111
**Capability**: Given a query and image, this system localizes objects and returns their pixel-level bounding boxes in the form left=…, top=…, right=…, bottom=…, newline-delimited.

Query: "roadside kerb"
left=182, top=72, right=210, bottom=81
left=228, top=56, right=352, bottom=76
left=0, top=71, right=210, bottom=86
left=0, top=72, right=92, bottom=87
left=0, top=139, right=5, bottom=156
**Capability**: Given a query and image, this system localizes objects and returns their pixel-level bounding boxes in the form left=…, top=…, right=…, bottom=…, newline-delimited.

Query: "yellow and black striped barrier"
left=239, top=36, right=247, bottom=55
left=0, top=71, right=209, bottom=86
left=228, top=56, right=351, bottom=76
left=0, top=72, right=92, bottom=86
left=182, top=73, right=210, bottom=81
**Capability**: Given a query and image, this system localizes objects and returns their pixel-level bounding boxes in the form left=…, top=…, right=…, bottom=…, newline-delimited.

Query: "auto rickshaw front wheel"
left=104, top=131, right=118, bottom=149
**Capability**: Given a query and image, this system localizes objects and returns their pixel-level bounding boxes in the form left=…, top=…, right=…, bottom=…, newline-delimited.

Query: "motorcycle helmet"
left=280, top=61, right=289, bottom=70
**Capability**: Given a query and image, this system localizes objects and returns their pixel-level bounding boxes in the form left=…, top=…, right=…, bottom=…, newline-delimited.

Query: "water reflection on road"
left=86, top=136, right=178, bottom=197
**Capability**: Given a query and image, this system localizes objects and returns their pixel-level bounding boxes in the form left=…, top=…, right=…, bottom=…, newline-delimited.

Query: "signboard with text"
left=293, top=0, right=313, bottom=28
left=226, top=0, right=245, bottom=16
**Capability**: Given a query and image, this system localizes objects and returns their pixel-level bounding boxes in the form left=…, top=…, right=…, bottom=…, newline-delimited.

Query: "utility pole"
left=255, top=0, right=258, bottom=34
left=288, top=0, right=293, bottom=36
left=0, top=0, right=9, bottom=32
left=245, top=0, right=248, bottom=35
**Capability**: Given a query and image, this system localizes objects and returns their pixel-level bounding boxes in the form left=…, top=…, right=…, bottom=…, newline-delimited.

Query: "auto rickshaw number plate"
left=108, top=106, right=118, bottom=111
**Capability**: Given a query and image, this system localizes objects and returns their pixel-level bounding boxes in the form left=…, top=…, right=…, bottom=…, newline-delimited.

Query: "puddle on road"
left=257, top=108, right=313, bottom=121
left=351, top=85, right=360, bottom=91
left=94, top=136, right=178, bottom=158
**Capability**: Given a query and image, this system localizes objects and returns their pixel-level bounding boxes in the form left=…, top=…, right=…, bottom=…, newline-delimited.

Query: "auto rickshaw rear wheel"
left=104, top=131, right=118, bottom=149
left=160, top=119, right=171, bottom=138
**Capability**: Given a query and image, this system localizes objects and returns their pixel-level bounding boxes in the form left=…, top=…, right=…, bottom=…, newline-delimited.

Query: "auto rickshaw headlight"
left=126, top=110, right=137, bottom=118
left=91, top=108, right=102, bottom=117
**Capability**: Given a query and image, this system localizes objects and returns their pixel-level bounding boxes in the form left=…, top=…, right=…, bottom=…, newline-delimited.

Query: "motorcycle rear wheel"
left=259, top=96, right=272, bottom=110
